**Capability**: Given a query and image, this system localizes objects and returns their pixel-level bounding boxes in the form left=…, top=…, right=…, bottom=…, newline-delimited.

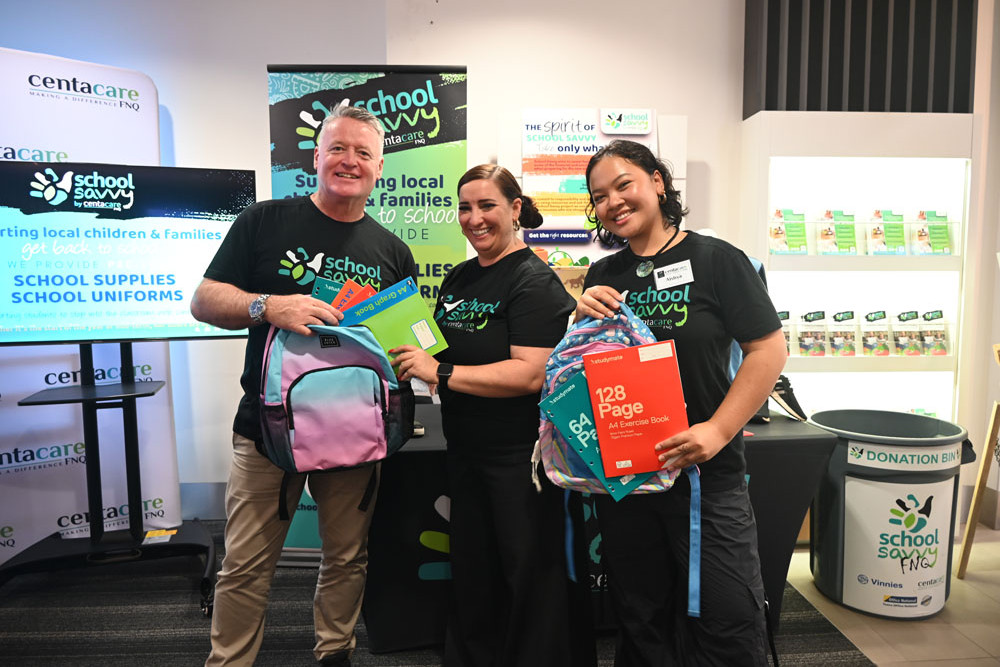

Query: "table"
left=362, top=406, right=836, bottom=649
left=744, top=413, right=837, bottom=630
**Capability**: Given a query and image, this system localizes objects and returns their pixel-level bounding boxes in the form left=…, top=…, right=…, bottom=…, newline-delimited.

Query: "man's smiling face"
left=313, top=117, right=384, bottom=210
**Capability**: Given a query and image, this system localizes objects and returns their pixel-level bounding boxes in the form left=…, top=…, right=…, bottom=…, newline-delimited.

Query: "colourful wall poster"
left=268, top=66, right=468, bottom=305
left=520, top=108, right=659, bottom=275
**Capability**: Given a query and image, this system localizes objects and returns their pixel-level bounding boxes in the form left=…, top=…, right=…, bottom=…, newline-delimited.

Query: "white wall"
left=964, top=0, right=1000, bottom=525
left=385, top=0, right=747, bottom=237
left=0, top=0, right=389, bottom=491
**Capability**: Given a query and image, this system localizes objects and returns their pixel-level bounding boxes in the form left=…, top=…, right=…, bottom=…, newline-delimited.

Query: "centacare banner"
left=0, top=48, right=174, bottom=567
left=268, top=65, right=468, bottom=305
left=0, top=46, right=159, bottom=165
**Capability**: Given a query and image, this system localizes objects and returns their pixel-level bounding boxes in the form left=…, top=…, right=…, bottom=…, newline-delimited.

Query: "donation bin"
left=809, top=409, right=974, bottom=619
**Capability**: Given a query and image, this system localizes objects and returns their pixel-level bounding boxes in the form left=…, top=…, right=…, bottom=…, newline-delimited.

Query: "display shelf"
left=768, top=255, right=963, bottom=272
left=783, top=356, right=954, bottom=373
left=741, top=112, right=972, bottom=420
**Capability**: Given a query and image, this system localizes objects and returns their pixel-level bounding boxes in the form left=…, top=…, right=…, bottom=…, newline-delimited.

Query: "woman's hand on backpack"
left=390, top=345, right=440, bottom=385
left=267, top=294, right=343, bottom=336
left=575, top=286, right=623, bottom=322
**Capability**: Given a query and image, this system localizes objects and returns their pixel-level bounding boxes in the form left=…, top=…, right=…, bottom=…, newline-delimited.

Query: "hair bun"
left=518, top=195, right=544, bottom=229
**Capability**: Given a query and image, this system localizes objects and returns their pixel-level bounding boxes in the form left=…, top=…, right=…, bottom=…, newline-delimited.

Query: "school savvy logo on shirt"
left=435, top=293, right=500, bottom=332
left=276, top=247, right=383, bottom=291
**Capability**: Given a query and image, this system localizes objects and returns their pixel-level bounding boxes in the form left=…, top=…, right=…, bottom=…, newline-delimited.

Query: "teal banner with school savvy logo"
left=267, top=65, right=467, bottom=550
left=267, top=65, right=468, bottom=307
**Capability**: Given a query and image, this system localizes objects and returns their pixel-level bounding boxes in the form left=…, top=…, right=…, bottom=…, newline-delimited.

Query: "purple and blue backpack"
left=259, top=324, right=414, bottom=517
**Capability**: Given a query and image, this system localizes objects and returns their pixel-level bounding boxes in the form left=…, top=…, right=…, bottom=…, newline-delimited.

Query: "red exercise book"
left=583, top=340, right=689, bottom=476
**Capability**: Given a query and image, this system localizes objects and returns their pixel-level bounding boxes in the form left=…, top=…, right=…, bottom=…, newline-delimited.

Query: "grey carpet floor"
left=0, top=529, right=872, bottom=666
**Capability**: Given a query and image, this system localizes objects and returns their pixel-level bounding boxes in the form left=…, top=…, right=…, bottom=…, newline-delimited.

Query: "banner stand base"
left=0, top=519, right=217, bottom=612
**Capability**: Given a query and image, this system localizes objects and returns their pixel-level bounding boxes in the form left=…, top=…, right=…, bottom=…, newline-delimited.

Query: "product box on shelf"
left=798, top=310, right=827, bottom=356
left=911, top=211, right=952, bottom=255
left=818, top=210, right=858, bottom=255
left=867, top=210, right=907, bottom=255
left=861, top=310, right=892, bottom=356
left=777, top=310, right=792, bottom=356
left=769, top=209, right=808, bottom=254
left=891, top=310, right=924, bottom=356
left=828, top=310, right=859, bottom=357
left=921, top=310, right=950, bottom=356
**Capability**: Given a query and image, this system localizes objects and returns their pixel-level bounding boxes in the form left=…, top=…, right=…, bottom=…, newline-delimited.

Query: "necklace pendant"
left=636, top=260, right=654, bottom=278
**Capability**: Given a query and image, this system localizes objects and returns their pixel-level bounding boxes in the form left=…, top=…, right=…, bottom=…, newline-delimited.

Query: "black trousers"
left=595, top=479, right=769, bottom=667
left=443, top=452, right=596, bottom=667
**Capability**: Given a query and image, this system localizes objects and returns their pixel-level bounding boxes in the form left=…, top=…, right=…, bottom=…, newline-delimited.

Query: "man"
left=192, top=104, right=417, bottom=667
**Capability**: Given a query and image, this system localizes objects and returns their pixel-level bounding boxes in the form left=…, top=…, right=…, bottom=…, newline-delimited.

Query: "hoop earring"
left=658, top=192, right=667, bottom=204
left=513, top=220, right=521, bottom=231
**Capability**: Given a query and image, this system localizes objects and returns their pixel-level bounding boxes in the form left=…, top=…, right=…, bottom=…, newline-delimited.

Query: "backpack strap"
left=278, top=465, right=378, bottom=521
left=357, top=465, right=378, bottom=512
left=686, top=466, right=701, bottom=618
left=278, top=471, right=293, bottom=521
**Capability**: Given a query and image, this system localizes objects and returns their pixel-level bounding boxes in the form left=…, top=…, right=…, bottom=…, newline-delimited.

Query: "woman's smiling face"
left=457, top=178, right=522, bottom=263
left=587, top=155, right=664, bottom=241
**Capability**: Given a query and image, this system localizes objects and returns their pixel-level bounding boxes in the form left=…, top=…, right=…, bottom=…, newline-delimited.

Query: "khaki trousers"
left=205, top=433, right=379, bottom=666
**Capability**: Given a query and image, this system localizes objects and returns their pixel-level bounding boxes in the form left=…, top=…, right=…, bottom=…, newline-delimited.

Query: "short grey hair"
left=317, top=100, right=386, bottom=147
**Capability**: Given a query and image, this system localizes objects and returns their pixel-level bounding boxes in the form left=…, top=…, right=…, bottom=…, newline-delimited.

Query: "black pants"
left=444, top=452, right=596, bottom=667
left=595, top=479, right=769, bottom=667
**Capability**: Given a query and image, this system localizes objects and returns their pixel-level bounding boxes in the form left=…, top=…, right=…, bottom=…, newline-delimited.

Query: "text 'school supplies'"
left=339, top=277, right=448, bottom=357
left=583, top=340, right=688, bottom=476
left=539, top=371, right=654, bottom=500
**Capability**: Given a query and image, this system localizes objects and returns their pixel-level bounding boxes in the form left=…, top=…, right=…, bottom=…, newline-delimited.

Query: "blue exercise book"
left=539, top=371, right=655, bottom=501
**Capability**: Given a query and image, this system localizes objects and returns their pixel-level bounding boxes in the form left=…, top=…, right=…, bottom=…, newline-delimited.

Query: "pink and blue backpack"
left=259, top=324, right=414, bottom=517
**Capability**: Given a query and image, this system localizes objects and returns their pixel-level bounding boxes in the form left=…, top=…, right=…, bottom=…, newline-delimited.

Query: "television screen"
left=0, top=161, right=255, bottom=345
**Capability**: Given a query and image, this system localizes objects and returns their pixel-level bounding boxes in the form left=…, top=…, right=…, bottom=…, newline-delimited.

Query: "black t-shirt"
left=203, top=196, right=417, bottom=442
left=434, top=247, right=574, bottom=462
left=583, top=231, right=779, bottom=490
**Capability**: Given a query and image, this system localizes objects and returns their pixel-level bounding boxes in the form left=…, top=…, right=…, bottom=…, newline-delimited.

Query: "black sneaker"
left=770, top=374, right=807, bottom=421
left=318, top=650, right=350, bottom=667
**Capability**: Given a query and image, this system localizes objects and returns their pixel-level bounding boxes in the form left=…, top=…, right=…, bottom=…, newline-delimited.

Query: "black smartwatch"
left=436, top=362, right=454, bottom=390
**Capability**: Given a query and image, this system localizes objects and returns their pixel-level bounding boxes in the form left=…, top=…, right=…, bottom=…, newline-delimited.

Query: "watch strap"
left=437, top=362, right=454, bottom=390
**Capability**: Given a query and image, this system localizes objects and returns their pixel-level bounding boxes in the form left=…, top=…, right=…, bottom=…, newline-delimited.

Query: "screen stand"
left=2, top=342, right=216, bottom=614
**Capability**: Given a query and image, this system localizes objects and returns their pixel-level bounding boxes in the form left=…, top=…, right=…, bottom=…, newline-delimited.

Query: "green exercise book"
left=539, top=371, right=653, bottom=501
left=339, top=277, right=448, bottom=356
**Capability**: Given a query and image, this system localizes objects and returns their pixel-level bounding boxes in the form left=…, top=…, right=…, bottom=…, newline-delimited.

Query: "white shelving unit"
left=740, top=112, right=974, bottom=421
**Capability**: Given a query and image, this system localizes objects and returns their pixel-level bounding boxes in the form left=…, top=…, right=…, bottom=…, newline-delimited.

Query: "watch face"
left=250, top=297, right=265, bottom=321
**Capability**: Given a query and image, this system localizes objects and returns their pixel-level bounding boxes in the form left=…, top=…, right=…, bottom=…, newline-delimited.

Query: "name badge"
left=654, top=259, right=694, bottom=290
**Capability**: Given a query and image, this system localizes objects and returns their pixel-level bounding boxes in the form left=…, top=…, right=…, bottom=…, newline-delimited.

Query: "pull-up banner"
left=267, top=66, right=468, bottom=305
left=0, top=47, right=178, bottom=567
left=267, top=65, right=467, bottom=551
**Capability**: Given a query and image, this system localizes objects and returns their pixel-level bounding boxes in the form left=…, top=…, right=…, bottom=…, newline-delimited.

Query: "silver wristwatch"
left=249, top=293, right=271, bottom=325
